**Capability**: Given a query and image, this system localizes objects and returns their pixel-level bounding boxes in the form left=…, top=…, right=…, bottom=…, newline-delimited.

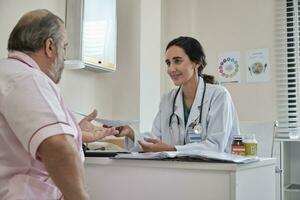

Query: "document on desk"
left=177, top=150, right=259, bottom=164
left=74, top=111, right=139, bottom=127
left=115, top=150, right=259, bottom=164
left=115, top=151, right=178, bottom=160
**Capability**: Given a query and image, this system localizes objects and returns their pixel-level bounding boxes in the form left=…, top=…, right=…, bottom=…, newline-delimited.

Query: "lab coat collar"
left=174, top=76, right=207, bottom=129
left=8, top=51, right=41, bottom=71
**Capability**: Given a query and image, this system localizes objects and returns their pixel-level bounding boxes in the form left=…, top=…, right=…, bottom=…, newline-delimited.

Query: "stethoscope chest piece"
left=185, top=122, right=205, bottom=144
left=193, top=123, right=203, bottom=134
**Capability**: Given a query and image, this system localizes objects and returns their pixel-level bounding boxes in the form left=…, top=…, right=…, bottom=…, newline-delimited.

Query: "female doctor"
left=118, top=36, right=240, bottom=153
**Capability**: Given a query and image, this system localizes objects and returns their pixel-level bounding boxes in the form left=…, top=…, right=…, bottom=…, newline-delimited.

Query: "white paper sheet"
left=115, top=150, right=259, bottom=164
left=74, top=111, right=139, bottom=127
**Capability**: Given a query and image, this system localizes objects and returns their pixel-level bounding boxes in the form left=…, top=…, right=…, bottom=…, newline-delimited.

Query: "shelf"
left=275, top=138, right=300, bottom=142
left=284, top=184, right=300, bottom=192
left=83, top=56, right=116, bottom=72
left=84, top=62, right=116, bottom=73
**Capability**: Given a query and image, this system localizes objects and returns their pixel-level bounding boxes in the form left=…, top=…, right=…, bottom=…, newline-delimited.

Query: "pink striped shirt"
left=0, top=51, right=83, bottom=200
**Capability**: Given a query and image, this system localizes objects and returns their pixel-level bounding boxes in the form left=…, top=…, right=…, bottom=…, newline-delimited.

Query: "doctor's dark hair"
left=166, top=36, right=217, bottom=84
left=7, top=9, right=64, bottom=53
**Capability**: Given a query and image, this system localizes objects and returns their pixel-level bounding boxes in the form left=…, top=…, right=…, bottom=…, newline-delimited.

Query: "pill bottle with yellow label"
left=244, top=134, right=258, bottom=156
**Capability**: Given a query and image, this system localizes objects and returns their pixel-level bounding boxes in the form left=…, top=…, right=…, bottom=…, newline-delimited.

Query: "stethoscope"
left=169, top=78, right=207, bottom=144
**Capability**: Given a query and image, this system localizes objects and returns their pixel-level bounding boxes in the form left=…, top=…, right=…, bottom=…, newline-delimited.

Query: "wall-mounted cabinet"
left=65, top=0, right=117, bottom=72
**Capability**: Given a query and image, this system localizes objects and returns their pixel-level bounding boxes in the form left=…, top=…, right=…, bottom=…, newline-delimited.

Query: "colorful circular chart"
left=218, top=57, right=239, bottom=78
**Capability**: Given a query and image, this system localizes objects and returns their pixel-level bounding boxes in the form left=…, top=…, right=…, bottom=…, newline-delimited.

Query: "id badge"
left=186, top=124, right=205, bottom=143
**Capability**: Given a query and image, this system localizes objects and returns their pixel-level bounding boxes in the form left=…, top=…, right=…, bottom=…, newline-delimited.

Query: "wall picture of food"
left=246, top=48, right=269, bottom=83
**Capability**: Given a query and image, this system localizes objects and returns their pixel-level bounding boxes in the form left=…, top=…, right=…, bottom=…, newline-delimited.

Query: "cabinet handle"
left=275, top=166, right=282, bottom=173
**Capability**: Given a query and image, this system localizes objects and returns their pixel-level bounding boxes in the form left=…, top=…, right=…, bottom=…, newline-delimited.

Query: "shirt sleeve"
left=2, top=73, right=77, bottom=159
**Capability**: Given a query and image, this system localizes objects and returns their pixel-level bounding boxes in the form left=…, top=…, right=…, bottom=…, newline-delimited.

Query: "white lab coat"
left=126, top=77, right=240, bottom=153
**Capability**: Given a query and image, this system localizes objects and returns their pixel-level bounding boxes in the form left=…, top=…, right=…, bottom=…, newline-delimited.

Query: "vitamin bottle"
left=244, top=134, right=258, bottom=156
left=231, top=135, right=245, bottom=156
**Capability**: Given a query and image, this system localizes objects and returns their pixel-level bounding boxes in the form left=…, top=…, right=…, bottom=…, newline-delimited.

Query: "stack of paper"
left=115, top=151, right=178, bottom=160
left=114, top=150, right=259, bottom=164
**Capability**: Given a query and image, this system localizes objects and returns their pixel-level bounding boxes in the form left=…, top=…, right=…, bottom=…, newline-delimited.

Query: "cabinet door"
left=282, top=141, right=300, bottom=200
left=66, top=0, right=117, bottom=72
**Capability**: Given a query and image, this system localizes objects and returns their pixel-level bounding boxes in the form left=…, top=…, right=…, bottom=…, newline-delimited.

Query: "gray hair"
left=7, top=9, right=64, bottom=53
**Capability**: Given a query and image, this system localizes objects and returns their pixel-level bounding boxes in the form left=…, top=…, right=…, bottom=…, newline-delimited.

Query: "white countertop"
left=84, top=157, right=276, bottom=172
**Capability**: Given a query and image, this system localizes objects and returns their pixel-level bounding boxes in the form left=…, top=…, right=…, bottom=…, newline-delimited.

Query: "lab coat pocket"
left=5, top=174, right=62, bottom=200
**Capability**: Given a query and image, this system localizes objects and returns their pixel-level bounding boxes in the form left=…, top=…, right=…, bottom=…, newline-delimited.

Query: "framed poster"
left=218, top=51, right=241, bottom=83
left=246, top=48, right=269, bottom=83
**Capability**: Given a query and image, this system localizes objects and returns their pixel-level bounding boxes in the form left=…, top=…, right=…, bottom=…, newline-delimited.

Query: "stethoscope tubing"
left=169, top=77, right=207, bottom=128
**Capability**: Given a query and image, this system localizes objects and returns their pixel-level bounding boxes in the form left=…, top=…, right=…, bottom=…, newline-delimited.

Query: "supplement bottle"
left=231, top=135, right=245, bottom=156
left=244, top=134, right=258, bottom=156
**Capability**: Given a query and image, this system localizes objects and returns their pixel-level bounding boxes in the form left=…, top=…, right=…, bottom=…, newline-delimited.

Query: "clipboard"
left=84, top=150, right=130, bottom=157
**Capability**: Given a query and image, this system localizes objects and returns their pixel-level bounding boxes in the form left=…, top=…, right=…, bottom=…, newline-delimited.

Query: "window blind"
left=275, top=0, right=300, bottom=137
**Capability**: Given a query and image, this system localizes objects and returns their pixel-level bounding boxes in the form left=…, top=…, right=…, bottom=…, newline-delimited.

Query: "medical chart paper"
left=74, top=111, right=139, bottom=127
left=115, top=151, right=178, bottom=159
left=114, top=150, right=259, bottom=164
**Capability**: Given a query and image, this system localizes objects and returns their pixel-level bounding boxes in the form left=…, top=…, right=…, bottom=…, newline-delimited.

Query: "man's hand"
left=138, top=138, right=176, bottom=152
left=79, top=109, right=119, bottom=143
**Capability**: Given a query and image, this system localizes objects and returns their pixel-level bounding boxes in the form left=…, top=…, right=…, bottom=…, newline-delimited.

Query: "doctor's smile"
left=169, top=73, right=182, bottom=81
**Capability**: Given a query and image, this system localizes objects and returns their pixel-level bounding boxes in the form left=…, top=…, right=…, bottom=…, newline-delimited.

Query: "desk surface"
left=84, top=157, right=276, bottom=200
left=84, top=157, right=276, bottom=172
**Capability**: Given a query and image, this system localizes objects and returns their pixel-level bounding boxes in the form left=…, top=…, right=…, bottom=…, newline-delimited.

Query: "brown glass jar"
left=231, top=135, right=245, bottom=156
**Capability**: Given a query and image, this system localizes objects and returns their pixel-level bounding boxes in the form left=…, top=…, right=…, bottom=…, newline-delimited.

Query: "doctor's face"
left=165, top=45, right=198, bottom=86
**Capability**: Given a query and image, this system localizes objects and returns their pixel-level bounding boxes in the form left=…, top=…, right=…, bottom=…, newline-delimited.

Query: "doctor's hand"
left=109, top=125, right=135, bottom=141
left=138, top=138, right=176, bottom=152
left=79, top=109, right=119, bottom=143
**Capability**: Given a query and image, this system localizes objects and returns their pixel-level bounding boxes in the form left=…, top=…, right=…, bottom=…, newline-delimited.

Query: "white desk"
left=84, top=157, right=276, bottom=200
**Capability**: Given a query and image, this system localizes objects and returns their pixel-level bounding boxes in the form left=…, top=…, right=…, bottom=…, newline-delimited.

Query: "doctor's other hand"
left=79, top=109, right=119, bottom=143
left=138, top=138, right=176, bottom=152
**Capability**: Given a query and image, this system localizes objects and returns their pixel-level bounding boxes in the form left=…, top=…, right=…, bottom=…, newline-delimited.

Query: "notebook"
left=114, top=150, right=259, bottom=164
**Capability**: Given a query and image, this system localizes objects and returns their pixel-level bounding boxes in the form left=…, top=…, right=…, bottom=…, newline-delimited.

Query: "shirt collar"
left=8, top=51, right=41, bottom=71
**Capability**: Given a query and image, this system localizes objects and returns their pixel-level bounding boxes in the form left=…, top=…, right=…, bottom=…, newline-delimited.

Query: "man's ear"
left=44, top=38, right=56, bottom=58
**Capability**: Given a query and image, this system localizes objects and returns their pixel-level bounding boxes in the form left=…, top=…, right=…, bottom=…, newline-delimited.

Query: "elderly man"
left=0, top=9, right=118, bottom=200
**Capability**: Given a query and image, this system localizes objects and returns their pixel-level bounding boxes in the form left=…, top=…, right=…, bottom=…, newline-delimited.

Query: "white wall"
left=0, top=0, right=65, bottom=57
left=0, top=0, right=112, bottom=118
left=0, top=0, right=277, bottom=128
left=139, top=0, right=161, bottom=132
left=111, top=0, right=140, bottom=122
left=162, top=0, right=276, bottom=122
left=0, top=0, right=142, bottom=124
left=62, top=0, right=142, bottom=125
